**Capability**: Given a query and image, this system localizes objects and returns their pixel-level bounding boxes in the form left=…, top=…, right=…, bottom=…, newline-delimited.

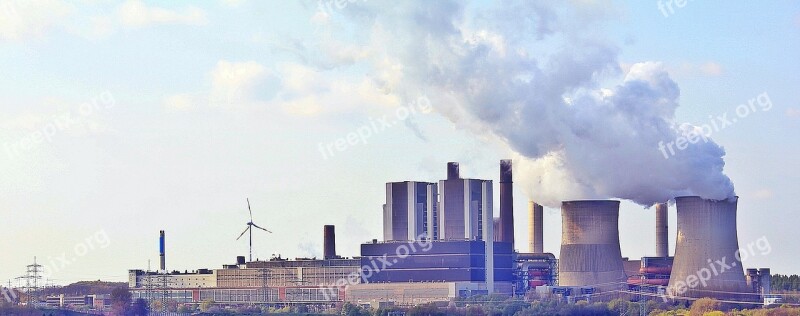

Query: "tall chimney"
left=499, top=159, right=514, bottom=248
left=159, top=230, right=166, bottom=271
left=655, top=203, right=668, bottom=257
left=447, top=162, right=460, bottom=179
left=528, top=201, right=544, bottom=253
left=323, top=225, right=336, bottom=259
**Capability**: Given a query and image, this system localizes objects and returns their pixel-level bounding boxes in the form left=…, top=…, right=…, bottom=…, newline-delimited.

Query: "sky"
left=0, top=0, right=799, bottom=286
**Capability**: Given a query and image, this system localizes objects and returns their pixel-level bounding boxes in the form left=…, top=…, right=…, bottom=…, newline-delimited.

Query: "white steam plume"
left=311, top=1, right=734, bottom=206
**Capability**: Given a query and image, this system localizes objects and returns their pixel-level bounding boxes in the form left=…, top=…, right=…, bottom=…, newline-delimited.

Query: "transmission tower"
left=18, top=257, right=43, bottom=305
left=160, top=272, right=169, bottom=313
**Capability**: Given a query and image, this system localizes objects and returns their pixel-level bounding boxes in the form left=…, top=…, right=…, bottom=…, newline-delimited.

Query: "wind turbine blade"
left=236, top=226, right=250, bottom=240
left=247, top=198, right=253, bottom=221
left=251, top=223, right=272, bottom=233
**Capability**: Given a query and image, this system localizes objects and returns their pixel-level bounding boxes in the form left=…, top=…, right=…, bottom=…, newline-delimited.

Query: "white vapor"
left=307, top=0, right=734, bottom=206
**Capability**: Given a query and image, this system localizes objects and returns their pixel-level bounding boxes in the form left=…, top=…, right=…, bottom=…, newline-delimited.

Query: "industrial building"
left=129, top=227, right=362, bottom=305
left=383, top=181, right=438, bottom=241
left=438, top=162, right=493, bottom=241
left=44, top=294, right=111, bottom=310
left=127, top=161, right=773, bottom=307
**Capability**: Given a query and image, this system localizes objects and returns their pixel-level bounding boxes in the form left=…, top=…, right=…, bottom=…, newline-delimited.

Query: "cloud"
left=221, top=0, right=245, bottom=7
left=301, top=1, right=735, bottom=206
left=671, top=61, right=725, bottom=77
left=119, top=0, right=207, bottom=28
left=209, top=60, right=267, bottom=108
left=162, top=94, right=194, bottom=112
left=786, top=107, right=800, bottom=118
left=0, top=0, right=73, bottom=40
left=752, top=189, right=774, bottom=199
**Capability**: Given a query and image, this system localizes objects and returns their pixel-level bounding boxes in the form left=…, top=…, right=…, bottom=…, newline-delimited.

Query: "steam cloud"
left=311, top=1, right=735, bottom=206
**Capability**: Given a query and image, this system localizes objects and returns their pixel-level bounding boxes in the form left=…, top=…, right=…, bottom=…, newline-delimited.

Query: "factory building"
left=129, top=226, right=363, bottom=305
left=127, top=163, right=772, bottom=307
left=347, top=161, right=513, bottom=305
left=438, top=162, right=493, bottom=242
left=357, top=240, right=513, bottom=284
left=383, top=181, right=438, bottom=241
left=129, top=257, right=362, bottom=304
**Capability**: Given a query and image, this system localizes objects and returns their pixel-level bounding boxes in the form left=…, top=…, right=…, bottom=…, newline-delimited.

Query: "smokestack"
left=655, top=203, right=668, bottom=257
left=447, top=162, right=460, bottom=179
left=159, top=230, right=165, bottom=271
left=528, top=201, right=544, bottom=253
left=499, top=159, right=514, bottom=248
left=759, top=268, right=771, bottom=295
left=559, top=200, right=625, bottom=291
left=668, top=196, right=748, bottom=299
left=323, top=225, right=336, bottom=259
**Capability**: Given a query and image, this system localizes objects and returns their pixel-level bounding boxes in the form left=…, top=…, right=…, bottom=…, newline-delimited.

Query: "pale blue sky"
left=1, top=1, right=798, bottom=285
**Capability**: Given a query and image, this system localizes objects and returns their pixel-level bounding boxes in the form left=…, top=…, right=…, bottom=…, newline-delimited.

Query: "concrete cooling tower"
left=668, top=196, right=750, bottom=300
left=558, top=200, right=626, bottom=291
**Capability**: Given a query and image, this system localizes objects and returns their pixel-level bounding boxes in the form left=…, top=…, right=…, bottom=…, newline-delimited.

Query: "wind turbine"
left=236, top=198, right=272, bottom=262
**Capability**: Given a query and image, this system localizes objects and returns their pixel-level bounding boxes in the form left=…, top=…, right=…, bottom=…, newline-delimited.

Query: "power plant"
left=558, top=200, right=626, bottom=291
left=668, top=196, right=750, bottom=299
left=126, top=161, right=773, bottom=307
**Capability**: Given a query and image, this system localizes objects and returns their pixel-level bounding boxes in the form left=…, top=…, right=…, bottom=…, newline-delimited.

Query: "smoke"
left=311, top=1, right=735, bottom=206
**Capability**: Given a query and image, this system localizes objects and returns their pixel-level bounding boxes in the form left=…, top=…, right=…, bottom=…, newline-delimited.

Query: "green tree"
left=200, top=299, right=214, bottom=312
left=110, top=287, right=132, bottom=316
left=130, top=298, right=150, bottom=316
left=689, top=298, right=720, bottom=316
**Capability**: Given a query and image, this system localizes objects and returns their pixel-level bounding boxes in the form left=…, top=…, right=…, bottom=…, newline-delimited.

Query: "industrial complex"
left=127, top=160, right=773, bottom=308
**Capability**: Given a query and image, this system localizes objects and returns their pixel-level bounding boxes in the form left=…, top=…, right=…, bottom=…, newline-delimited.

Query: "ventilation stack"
left=655, top=203, right=669, bottom=257
left=159, top=230, right=166, bottom=271
left=324, top=225, right=337, bottom=259
left=447, top=162, right=460, bottom=179
left=528, top=201, right=544, bottom=253
left=759, top=268, right=771, bottom=295
left=558, top=200, right=626, bottom=291
left=499, top=159, right=514, bottom=248
left=667, top=196, right=749, bottom=300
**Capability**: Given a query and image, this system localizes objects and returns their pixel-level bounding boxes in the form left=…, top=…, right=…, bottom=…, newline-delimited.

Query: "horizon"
left=1, top=0, right=799, bottom=287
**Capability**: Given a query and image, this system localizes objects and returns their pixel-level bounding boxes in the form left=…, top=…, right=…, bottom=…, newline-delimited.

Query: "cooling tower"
left=499, top=160, right=515, bottom=248
left=528, top=201, right=543, bottom=253
left=667, top=196, right=749, bottom=300
left=559, top=200, right=626, bottom=291
left=324, top=225, right=337, bottom=259
left=655, top=203, right=669, bottom=257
